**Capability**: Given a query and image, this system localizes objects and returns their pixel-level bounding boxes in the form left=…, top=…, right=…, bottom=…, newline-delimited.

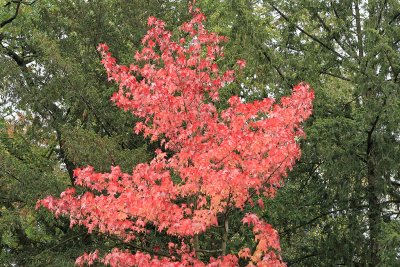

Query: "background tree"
left=197, top=0, right=399, bottom=265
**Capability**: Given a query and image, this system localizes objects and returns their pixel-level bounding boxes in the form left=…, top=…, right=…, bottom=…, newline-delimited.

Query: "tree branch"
left=388, top=12, right=400, bottom=25
left=281, top=204, right=368, bottom=236
left=391, top=180, right=400, bottom=187
left=258, top=45, right=285, bottom=81
left=354, top=0, right=364, bottom=61
left=0, top=0, right=21, bottom=28
left=104, top=233, right=179, bottom=259
left=313, top=11, right=356, bottom=59
left=1, top=167, right=24, bottom=184
left=35, top=232, right=86, bottom=256
left=375, top=0, right=387, bottom=30
left=12, top=0, right=38, bottom=6
left=55, top=129, right=76, bottom=186
left=287, top=253, right=320, bottom=266
left=221, top=213, right=229, bottom=255
left=267, top=1, right=346, bottom=60
left=320, top=70, right=352, bottom=82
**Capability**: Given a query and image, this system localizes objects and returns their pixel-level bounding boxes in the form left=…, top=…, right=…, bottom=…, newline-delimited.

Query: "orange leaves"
left=238, top=248, right=251, bottom=259
left=242, top=213, right=286, bottom=266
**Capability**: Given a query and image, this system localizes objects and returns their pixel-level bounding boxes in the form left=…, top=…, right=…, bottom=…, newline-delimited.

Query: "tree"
left=38, top=5, right=314, bottom=266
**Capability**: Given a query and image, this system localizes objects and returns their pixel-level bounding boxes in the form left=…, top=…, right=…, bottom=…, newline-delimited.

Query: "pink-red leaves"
left=236, top=59, right=246, bottom=69
left=38, top=4, right=313, bottom=267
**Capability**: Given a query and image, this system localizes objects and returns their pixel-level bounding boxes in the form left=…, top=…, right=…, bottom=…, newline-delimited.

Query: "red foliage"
left=38, top=5, right=313, bottom=267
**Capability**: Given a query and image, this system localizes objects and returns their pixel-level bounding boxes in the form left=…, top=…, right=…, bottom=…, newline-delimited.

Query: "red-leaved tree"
left=38, top=4, right=314, bottom=267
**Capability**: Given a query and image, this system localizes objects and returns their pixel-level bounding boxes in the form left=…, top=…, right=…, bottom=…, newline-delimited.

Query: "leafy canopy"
left=38, top=4, right=314, bottom=267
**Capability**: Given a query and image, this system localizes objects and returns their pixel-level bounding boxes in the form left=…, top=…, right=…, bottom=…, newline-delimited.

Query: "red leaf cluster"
left=38, top=5, right=313, bottom=267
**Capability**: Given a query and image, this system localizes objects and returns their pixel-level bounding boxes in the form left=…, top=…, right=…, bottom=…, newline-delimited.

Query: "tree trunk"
left=366, top=118, right=380, bottom=266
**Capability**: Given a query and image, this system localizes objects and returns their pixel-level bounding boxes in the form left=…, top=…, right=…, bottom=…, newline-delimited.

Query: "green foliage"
left=1, top=0, right=399, bottom=266
left=61, top=127, right=150, bottom=173
left=379, top=221, right=400, bottom=266
left=194, top=0, right=400, bottom=265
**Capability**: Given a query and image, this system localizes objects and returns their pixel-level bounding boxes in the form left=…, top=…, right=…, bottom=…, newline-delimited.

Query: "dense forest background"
left=0, top=0, right=399, bottom=266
